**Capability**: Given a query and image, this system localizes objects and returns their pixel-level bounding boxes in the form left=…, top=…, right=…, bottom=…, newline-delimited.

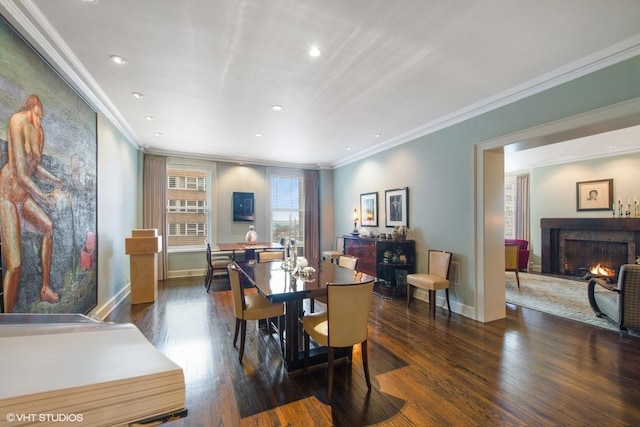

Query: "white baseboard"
left=90, top=284, right=131, bottom=320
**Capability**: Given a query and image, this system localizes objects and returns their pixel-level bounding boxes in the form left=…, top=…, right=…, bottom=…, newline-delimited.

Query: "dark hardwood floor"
left=106, top=275, right=640, bottom=426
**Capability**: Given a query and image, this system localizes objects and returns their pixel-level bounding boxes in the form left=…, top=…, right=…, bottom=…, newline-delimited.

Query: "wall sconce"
left=352, top=208, right=359, bottom=235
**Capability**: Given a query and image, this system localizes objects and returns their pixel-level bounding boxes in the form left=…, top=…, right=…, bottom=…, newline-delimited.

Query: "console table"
left=343, top=235, right=415, bottom=298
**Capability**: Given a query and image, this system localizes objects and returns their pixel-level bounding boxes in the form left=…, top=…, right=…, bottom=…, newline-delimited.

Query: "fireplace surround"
left=541, top=218, right=640, bottom=279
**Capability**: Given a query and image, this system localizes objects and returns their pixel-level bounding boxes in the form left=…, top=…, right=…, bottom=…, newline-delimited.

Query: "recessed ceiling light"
left=271, top=105, right=283, bottom=111
left=110, top=55, right=128, bottom=65
left=131, top=92, right=144, bottom=99
left=82, top=0, right=99, bottom=3
left=373, top=133, right=381, bottom=138
left=309, top=46, right=321, bottom=57
left=255, top=133, right=263, bottom=137
left=347, top=147, right=352, bottom=151
left=154, top=132, right=163, bottom=137
left=145, top=116, right=154, bottom=121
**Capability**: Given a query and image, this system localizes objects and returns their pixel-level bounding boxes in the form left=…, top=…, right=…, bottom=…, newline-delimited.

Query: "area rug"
left=505, top=272, right=617, bottom=331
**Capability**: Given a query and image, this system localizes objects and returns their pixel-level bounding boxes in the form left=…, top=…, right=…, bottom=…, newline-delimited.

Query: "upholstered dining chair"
left=257, top=249, right=285, bottom=262
left=205, top=240, right=231, bottom=292
left=505, top=243, right=521, bottom=288
left=302, top=280, right=375, bottom=403
left=338, top=254, right=359, bottom=270
left=407, top=250, right=452, bottom=318
left=322, top=237, right=344, bottom=263
left=228, top=263, right=284, bottom=363
left=588, top=263, right=640, bottom=332
left=312, top=254, right=360, bottom=312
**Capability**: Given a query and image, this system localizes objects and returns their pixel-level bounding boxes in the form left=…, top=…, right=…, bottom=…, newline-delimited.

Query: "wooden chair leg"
left=407, top=284, right=412, bottom=307
left=515, top=270, right=520, bottom=288
left=445, top=288, right=451, bottom=315
left=233, top=318, right=241, bottom=346
left=429, top=290, right=436, bottom=319
left=361, top=341, right=371, bottom=390
left=327, top=347, right=335, bottom=403
left=238, top=320, right=246, bottom=363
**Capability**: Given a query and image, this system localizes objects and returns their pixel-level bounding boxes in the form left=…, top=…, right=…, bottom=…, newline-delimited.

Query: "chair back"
left=618, top=264, right=640, bottom=329
left=205, top=240, right=212, bottom=265
left=336, top=236, right=345, bottom=253
left=428, top=250, right=452, bottom=279
left=327, top=281, right=374, bottom=347
left=338, top=255, right=358, bottom=270
left=227, top=264, right=245, bottom=317
left=505, top=244, right=520, bottom=271
left=258, top=250, right=285, bottom=262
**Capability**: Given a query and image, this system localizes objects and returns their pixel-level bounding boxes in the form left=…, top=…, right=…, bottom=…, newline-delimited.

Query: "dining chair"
left=407, top=250, right=452, bottom=318
left=322, top=236, right=344, bottom=263
left=204, top=240, right=231, bottom=292
left=302, top=280, right=375, bottom=403
left=228, top=263, right=285, bottom=362
left=338, top=254, right=358, bottom=270
left=257, top=249, right=285, bottom=262
left=311, top=255, right=360, bottom=313
left=505, top=243, right=521, bottom=288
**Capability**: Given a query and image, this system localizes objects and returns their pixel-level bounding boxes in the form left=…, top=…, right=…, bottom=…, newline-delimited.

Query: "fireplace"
left=563, top=239, right=627, bottom=279
left=541, top=218, right=640, bottom=279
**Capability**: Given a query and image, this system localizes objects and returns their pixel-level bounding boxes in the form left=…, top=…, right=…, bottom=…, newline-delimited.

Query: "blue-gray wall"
left=332, top=55, right=640, bottom=318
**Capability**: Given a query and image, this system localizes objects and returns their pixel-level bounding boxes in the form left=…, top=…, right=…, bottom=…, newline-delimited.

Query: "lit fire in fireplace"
left=589, top=263, right=615, bottom=277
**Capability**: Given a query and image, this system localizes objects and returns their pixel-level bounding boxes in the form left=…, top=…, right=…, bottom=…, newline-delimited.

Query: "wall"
left=91, top=114, right=142, bottom=318
left=530, top=152, right=640, bottom=269
left=333, top=54, right=640, bottom=320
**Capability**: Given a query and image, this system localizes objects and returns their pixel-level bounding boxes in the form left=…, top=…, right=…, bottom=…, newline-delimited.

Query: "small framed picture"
left=576, top=179, right=613, bottom=211
left=360, top=192, right=378, bottom=227
left=385, top=188, right=409, bottom=227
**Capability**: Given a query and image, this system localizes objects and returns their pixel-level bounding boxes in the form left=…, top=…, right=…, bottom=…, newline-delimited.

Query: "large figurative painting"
left=0, top=16, right=97, bottom=314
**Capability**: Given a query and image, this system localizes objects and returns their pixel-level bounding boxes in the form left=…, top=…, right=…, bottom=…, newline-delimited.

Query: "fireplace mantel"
left=541, top=218, right=640, bottom=275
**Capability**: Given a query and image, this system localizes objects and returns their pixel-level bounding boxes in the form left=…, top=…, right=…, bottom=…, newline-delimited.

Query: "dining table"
left=236, top=259, right=378, bottom=372
left=214, top=241, right=282, bottom=260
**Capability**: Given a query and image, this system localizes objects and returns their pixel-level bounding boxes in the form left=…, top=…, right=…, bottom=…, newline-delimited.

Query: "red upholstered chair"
left=504, top=239, right=529, bottom=272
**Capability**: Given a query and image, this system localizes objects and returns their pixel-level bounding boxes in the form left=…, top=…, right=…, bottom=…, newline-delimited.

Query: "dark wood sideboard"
left=343, top=235, right=416, bottom=298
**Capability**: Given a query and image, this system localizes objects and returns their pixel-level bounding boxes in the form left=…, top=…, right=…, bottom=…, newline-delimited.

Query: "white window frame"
left=267, top=167, right=304, bottom=252
left=167, top=160, right=216, bottom=253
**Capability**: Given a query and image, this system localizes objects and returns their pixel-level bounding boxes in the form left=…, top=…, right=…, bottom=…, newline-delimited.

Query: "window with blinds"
left=268, top=169, right=304, bottom=252
left=167, top=166, right=210, bottom=248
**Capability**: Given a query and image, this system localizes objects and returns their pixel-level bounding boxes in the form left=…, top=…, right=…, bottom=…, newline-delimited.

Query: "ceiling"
left=2, top=0, right=640, bottom=169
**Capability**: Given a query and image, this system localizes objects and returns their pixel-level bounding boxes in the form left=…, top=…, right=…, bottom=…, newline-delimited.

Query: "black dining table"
left=236, top=259, right=377, bottom=372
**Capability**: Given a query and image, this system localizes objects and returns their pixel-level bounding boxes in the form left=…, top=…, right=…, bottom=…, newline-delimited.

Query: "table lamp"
left=352, top=209, right=359, bottom=235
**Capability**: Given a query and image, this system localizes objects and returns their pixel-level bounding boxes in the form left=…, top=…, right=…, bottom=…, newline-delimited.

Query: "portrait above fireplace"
left=541, top=218, right=640, bottom=281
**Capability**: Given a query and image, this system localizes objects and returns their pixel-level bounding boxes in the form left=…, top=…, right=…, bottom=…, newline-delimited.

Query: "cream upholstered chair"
left=407, top=250, right=452, bottom=318
left=312, top=254, right=359, bottom=312
left=505, top=243, right=521, bottom=288
left=588, top=264, right=640, bottom=332
left=257, top=249, right=285, bottom=262
left=338, top=254, right=358, bottom=270
left=322, top=237, right=344, bottom=263
left=228, top=263, right=284, bottom=362
left=302, top=280, right=374, bottom=403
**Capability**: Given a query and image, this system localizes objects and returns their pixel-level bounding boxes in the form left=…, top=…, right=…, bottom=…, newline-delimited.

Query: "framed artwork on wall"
left=233, top=192, right=255, bottom=221
left=385, top=188, right=409, bottom=227
left=576, top=179, right=613, bottom=211
left=0, top=16, right=98, bottom=314
left=360, top=192, right=378, bottom=227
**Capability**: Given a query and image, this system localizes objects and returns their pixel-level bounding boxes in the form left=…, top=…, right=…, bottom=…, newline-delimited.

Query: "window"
left=268, top=169, right=304, bottom=253
left=167, top=165, right=212, bottom=249
left=504, top=175, right=516, bottom=239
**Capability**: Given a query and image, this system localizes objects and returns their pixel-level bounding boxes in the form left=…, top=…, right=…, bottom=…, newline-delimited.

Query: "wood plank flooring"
left=106, top=276, right=640, bottom=426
